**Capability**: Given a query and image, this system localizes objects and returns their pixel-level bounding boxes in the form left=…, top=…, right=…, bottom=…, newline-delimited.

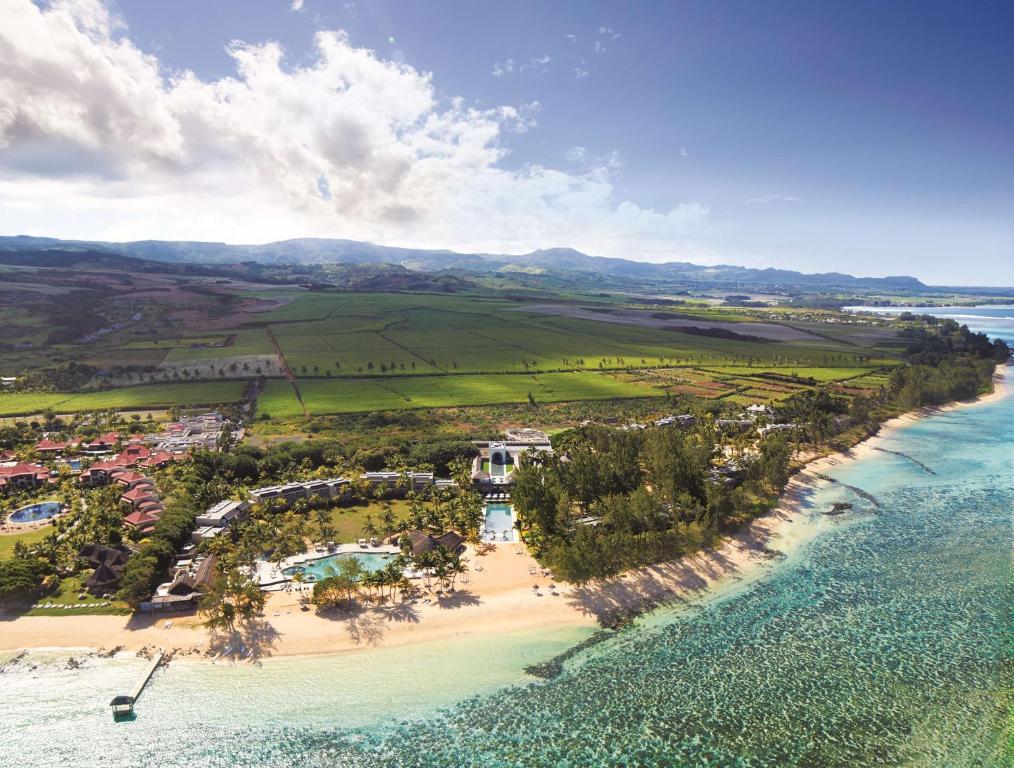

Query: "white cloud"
left=593, top=40, right=606, bottom=54
left=564, top=33, right=576, bottom=43
left=574, top=66, right=589, bottom=79
left=290, top=0, right=304, bottom=11
left=598, top=26, right=621, bottom=39
left=0, top=0, right=714, bottom=261
left=492, top=57, right=514, bottom=77
left=493, top=54, right=551, bottom=78
left=680, top=147, right=689, bottom=158
left=564, top=146, right=587, bottom=162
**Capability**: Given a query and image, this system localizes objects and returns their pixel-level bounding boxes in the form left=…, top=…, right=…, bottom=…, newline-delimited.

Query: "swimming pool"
left=9, top=501, right=62, bottom=524
left=282, top=551, right=397, bottom=581
left=482, top=503, right=516, bottom=542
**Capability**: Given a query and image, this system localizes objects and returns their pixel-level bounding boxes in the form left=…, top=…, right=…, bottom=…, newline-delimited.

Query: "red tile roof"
left=114, top=471, right=149, bottom=484
left=0, top=462, right=48, bottom=478
left=121, top=487, right=158, bottom=502
left=123, top=511, right=158, bottom=528
left=35, top=439, right=67, bottom=452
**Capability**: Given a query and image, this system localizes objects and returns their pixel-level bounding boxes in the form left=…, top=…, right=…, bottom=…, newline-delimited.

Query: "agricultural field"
left=255, top=293, right=894, bottom=379
left=0, top=381, right=245, bottom=416
left=1, top=288, right=910, bottom=420
left=258, top=371, right=669, bottom=417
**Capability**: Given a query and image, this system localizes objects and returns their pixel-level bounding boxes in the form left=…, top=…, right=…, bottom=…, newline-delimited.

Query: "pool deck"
left=254, top=543, right=401, bottom=588
left=1, top=501, right=66, bottom=535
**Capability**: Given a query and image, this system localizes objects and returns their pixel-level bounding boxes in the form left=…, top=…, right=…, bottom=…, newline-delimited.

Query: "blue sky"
left=0, top=0, right=1011, bottom=284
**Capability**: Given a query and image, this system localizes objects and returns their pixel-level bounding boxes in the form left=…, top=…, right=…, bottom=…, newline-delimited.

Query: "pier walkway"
left=110, top=648, right=165, bottom=716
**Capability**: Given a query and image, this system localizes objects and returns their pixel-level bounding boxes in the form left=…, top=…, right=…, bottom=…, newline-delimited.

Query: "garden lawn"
left=0, top=526, right=51, bottom=560
left=25, top=572, right=131, bottom=616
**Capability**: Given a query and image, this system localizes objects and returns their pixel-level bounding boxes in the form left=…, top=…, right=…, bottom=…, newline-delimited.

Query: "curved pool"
left=9, top=501, right=62, bottom=524
left=283, top=551, right=397, bottom=581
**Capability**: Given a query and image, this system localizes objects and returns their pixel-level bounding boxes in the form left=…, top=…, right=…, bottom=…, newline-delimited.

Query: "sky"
left=0, top=0, right=1011, bottom=285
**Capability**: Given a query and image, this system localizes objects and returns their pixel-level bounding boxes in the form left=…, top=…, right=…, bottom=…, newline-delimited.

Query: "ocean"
left=1, top=308, right=1010, bottom=767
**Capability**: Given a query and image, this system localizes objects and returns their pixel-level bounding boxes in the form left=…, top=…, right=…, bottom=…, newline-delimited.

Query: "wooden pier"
left=110, top=648, right=165, bottom=717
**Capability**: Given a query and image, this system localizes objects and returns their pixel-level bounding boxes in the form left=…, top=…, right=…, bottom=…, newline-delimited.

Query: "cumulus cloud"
left=290, top=0, right=304, bottom=11
left=0, top=0, right=713, bottom=260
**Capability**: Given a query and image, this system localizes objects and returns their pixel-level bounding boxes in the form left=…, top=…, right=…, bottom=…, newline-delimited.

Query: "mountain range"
left=0, top=235, right=929, bottom=291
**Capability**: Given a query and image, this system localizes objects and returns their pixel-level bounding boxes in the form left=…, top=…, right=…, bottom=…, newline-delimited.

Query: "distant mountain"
left=0, top=234, right=929, bottom=291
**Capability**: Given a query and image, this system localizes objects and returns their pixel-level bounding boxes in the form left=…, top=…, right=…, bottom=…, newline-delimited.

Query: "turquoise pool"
left=282, top=551, right=396, bottom=581
left=9, top=501, right=62, bottom=524
left=483, top=503, right=516, bottom=542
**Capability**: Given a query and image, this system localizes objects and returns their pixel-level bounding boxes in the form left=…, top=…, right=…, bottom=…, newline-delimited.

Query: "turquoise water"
left=282, top=551, right=396, bottom=580
left=9, top=500, right=61, bottom=523
left=2, top=370, right=1010, bottom=764
left=482, top=503, right=516, bottom=542
left=845, top=304, right=1014, bottom=344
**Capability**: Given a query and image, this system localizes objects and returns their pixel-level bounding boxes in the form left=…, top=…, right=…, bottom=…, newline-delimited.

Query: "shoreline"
left=1, top=364, right=1007, bottom=663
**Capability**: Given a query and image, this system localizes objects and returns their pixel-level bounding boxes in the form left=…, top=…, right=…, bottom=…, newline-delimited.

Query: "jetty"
left=110, top=648, right=165, bottom=717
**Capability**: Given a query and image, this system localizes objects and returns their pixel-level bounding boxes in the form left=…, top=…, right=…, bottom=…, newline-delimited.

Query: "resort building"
left=142, top=554, right=218, bottom=612
left=79, top=459, right=130, bottom=486
left=115, top=443, right=151, bottom=466
left=191, top=525, right=226, bottom=545
left=0, top=462, right=50, bottom=493
left=141, top=451, right=183, bottom=469
left=34, top=438, right=75, bottom=456
left=470, top=430, right=554, bottom=489
left=249, top=477, right=351, bottom=508
left=80, top=432, right=121, bottom=454
left=114, top=471, right=153, bottom=489
left=399, top=530, right=465, bottom=557
left=361, top=471, right=444, bottom=496
left=78, top=543, right=132, bottom=595
left=757, top=423, right=800, bottom=438
left=146, top=412, right=229, bottom=452
left=120, top=485, right=159, bottom=511
left=196, top=499, right=249, bottom=527
left=123, top=510, right=159, bottom=533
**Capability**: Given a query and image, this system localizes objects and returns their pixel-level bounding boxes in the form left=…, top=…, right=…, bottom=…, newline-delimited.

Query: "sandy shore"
left=2, top=365, right=1007, bottom=661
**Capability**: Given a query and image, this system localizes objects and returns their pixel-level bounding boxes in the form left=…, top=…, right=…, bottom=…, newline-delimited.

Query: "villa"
left=80, top=432, right=121, bottom=454
left=114, top=471, right=153, bottom=489
left=34, top=438, right=75, bottom=456
left=122, top=510, right=159, bottom=533
left=0, top=462, right=50, bottom=493
left=79, top=459, right=131, bottom=486
left=120, top=485, right=159, bottom=511
left=141, top=451, right=183, bottom=469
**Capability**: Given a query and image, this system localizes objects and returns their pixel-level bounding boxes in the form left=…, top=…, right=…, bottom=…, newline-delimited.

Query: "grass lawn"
left=25, top=572, right=131, bottom=616
left=258, top=371, right=668, bottom=418
left=0, top=526, right=51, bottom=559
left=325, top=500, right=413, bottom=542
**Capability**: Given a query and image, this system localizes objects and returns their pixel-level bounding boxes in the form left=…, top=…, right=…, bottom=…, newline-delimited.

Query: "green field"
left=0, top=381, right=246, bottom=416
left=0, top=526, right=51, bottom=560
left=253, top=293, right=890, bottom=379
left=258, top=371, right=668, bottom=417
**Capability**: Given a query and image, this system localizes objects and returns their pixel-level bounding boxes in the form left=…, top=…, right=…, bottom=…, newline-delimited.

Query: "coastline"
left=2, top=364, right=1007, bottom=663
